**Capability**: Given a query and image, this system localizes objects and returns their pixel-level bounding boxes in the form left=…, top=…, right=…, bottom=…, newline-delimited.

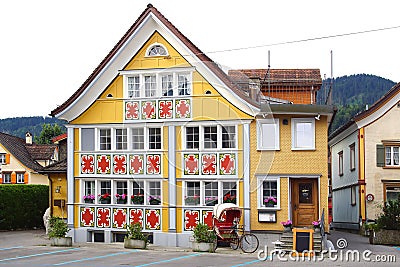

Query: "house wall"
left=330, top=130, right=360, bottom=228
left=49, top=173, right=67, bottom=218
left=250, top=114, right=329, bottom=230
left=364, top=103, right=400, bottom=219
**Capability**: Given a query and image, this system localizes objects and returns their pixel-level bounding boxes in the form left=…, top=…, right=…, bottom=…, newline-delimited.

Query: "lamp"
left=55, top=186, right=61, bottom=193
left=315, top=114, right=320, bottom=120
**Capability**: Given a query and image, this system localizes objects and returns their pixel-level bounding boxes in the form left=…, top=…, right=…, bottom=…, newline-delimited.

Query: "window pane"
left=99, top=129, right=111, bottom=150
left=162, top=74, right=173, bottom=96
left=3, top=173, right=11, bottom=183
left=204, top=182, right=218, bottom=206
left=148, top=181, right=161, bottom=205
left=116, top=181, right=128, bottom=195
left=145, top=75, right=156, bottom=97
left=222, top=126, right=236, bottom=148
left=298, top=183, right=313, bottom=204
left=149, top=128, right=161, bottom=150
left=393, top=147, right=399, bottom=165
left=261, top=123, right=277, bottom=149
left=385, top=147, right=392, bottom=165
left=132, top=181, right=144, bottom=205
left=0, top=154, right=6, bottom=164
left=115, top=129, right=127, bottom=150
left=296, top=122, right=313, bottom=148
left=262, top=181, right=278, bottom=206
left=100, top=181, right=111, bottom=195
left=81, top=128, right=95, bottom=151
left=186, top=127, right=199, bottom=149
left=185, top=182, right=200, bottom=205
left=131, top=128, right=144, bottom=150
left=178, top=74, right=190, bottom=95
left=223, top=182, right=237, bottom=204
left=16, top=173, right=24, bottom=183
left=85, top=181, right=95, bottom=196
left=128, top=76, right=140, bottom=98
left=204, top=126, right=217, bottom=149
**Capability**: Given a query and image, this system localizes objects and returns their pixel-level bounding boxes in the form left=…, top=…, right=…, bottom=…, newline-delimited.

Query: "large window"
left=257, top=119, right=280, bottom=150
left=258, top=176, right=280, bottom=208
left=385, top=146, right=399, bottom=166
left=384, top=183, right=400, bottom=201
left=291, top=118, right=315, bottom=150
left=185, top=125, right=236, bottom=150
left=183, top=181, right=237, bottom=206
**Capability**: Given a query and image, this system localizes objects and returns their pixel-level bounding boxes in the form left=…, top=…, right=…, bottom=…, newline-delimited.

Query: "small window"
left=384, top=183, right=400, bottom=201
left=161, top=74, right=173, bottom=96
left=148, top=128, right=161, bottom=150
left=99, top=129, right=111, bottom=150
left=204, top=126, right=217, bottom=149
left=131, top=128, right=144, bottom=150
left=291, top=118, right=315, bottom=150
left=351, top=186, right=357, bottom=206
left=132, top=181, right=144, bottom=205
left=0, top=154, right=6, bottom=164
left=84, top=181, right=95, bottom=197
left=222, top=126, right=236, bottom=149
left=128, top=76, right=140, bottom=98
left=262, top=181, right=278, bottom=207
left=222, top=182, right=237, bottom=204
left=349, top=143, right=356, bottom=171
left=178, top=74, right=191, bottom=95
left=148, top=181, right=161, bottom=205
left=204, top=182, right=218, bottom=206
left=16, top=173, right=25, bottom=184
left=147, top=43, right=168, bottom=56
left=100, top=180, right=111, bottom=195
left=186, top=127, right=199, bottom=149
left=185, top=182, right=201, bottom=206
left=2, top=173, right=11, bottom=183
left=144, top=75, right=157, bottom=97
left=257, top=119, right=280, bottom=150
left=338, top=151, right=344, bottom=176
left=115, top=129, right=127, bottom=150
left=385, top=146, right=399, bottom=166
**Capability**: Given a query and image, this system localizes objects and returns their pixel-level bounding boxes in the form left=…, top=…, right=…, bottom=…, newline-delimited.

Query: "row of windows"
left=82, top=178, right=279, bottom=208
left=257, top=118, right=316, bottom=150
left=125, top=72, right=191, bottom=98
left=81, top=125, right=237, bottom=152
left=338, top=143, right=356, bottom=176
left=1, top=172, right=25, bottom=183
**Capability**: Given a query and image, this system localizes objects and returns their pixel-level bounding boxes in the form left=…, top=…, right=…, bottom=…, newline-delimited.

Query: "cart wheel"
left=240, top=233, right=259, bottom=253
left=230, top=236, right=240, bottom=250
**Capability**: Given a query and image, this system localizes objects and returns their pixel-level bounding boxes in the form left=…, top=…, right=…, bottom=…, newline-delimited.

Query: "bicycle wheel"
left=240, top=233, right=259, bottom=253
left=229, top=233, right=240, bottom=250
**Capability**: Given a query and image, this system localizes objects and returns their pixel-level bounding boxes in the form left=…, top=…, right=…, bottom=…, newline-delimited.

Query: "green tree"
left=34, top=123, right=64, bottom=144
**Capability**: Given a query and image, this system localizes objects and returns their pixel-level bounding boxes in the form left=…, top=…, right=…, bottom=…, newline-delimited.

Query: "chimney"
left=25, top=132, right=32, bottom=145
left=249, top=77, right=260, bottom=102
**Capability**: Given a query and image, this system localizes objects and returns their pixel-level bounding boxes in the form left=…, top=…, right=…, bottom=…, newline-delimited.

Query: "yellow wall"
left=250, top=115, right=329, bottom=230
left=49, top=173, right=67, bottom=218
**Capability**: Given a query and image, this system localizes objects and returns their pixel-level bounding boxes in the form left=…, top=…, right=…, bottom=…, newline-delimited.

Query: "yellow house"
left=50, top=4, right=333, bottom=245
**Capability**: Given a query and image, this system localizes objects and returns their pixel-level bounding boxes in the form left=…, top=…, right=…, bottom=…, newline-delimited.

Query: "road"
left=0, top=229, right=399, bottom=266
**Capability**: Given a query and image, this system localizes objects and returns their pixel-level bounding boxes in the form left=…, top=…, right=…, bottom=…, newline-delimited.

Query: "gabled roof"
left=329, top=82, right=400, bottom=142
left=26, top=144, right=57, bottom=161
left=50, top=4, right=259, bottom=120
left=39, top=158, right=67, bottom=173
left=0, top=132, right=44, bottom=171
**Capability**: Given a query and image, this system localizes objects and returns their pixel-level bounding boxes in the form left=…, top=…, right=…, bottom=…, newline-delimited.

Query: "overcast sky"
left=1, top=0, right=399, bottom=119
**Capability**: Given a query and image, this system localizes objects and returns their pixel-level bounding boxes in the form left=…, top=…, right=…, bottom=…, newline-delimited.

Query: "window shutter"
left=0, top=176, right=2, bottom=183
left=24, top=172, right=29, bottom=184
left=376, top=144, right=385, bottom=167
left=5, top=154, right=10, bottom=164
left=11, top=172, right=16, bottom=184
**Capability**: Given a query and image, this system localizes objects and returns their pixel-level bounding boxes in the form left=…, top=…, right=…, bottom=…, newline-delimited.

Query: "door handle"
left=294, top=204, right=297, bottom=211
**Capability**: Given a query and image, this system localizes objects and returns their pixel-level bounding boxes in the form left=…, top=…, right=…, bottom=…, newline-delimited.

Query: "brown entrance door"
left=291, top=179, right=318, bottom=227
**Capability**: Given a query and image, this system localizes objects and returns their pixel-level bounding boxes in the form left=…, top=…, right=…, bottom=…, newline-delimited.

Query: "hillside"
left=0, top=116, right=66, bottom=139
left=320, top=74, right=396, bottom=133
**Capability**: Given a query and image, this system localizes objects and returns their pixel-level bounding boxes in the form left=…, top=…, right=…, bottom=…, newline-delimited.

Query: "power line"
left=196, top=25, right=400, bottom=56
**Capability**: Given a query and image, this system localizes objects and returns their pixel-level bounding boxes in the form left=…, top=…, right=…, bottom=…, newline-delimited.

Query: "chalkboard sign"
left=293, top=228, right=313, bottom=256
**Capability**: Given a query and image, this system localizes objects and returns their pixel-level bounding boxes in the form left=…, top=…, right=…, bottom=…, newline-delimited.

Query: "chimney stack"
left=25, top=132, right=32, bottom=145
left=249, top=77, right=260, bottom=102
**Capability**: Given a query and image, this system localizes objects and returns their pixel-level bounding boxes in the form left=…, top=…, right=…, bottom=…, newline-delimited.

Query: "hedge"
left=0, top=184, right=49, bottom=230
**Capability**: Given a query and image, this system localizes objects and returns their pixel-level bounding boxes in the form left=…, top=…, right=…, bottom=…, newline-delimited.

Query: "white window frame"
left=183, top=124, right=237, bottom=150
left=385, top=146, right=399, bottom=166
left=338, top=151, right=344, bottom=176
left=98, top=128, right=112, bottom=151
left=2, top=173, right=11, bottom=184
left=0, top=154, right=6, bottom=164
left=349, top=143, right=356, bottom=171
left=257, top=118, right=280, bottom=150
left=291, top=118, right=315, bottom=150
left=257, top=176, right=280, bottom=209
left=145, top=43, right=169, bottom=57
left=183, top=181, right=238, bottom=206
left=16, top=173, right=24, bottom=183
left=115, top=128, right=127, bottom=150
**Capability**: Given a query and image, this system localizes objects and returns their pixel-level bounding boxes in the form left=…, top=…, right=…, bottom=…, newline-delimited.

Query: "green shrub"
left=125, top=223, right=147, bottom=241
left=193, top=223, right=216, bottom=243
left=48, top=217, right=70, bottom=238
left=0, top=184, right=49, bottom=230
left=375, top=196, right=400, bottom=230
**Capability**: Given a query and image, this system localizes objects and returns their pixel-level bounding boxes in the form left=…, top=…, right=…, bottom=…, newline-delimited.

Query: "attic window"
left=146, top=43, right=168, bottom=57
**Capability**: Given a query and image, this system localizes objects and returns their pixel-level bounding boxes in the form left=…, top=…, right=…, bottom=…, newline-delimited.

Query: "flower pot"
left=117, top=199, right=127, bottom=204
left=149, top=200, right=161, bottom=205
left=84, top=199, right=94, bottom=203
left=50, top=237, right=72, bottom=247
left=192, top=242, right=216, bottom=253
left=124, top=239, right=147, bottom=249
left=100, top=199, right=111, bottom=204
left=283, top=226, right=292, bottom=233
left=265, top=203, right=274, bottom=207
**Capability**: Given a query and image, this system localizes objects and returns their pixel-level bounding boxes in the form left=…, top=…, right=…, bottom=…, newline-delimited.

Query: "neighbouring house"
left=0, top=132, right=59, bottom=185
left=329, top=82, right=400, bottom=230
left=50, top=4, right=334, bottom=246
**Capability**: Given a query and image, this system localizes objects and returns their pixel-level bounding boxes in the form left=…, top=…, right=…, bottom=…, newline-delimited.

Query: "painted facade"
left=51, top=4, right=333, bottom=246
left=329, top=82, right=400, bottom=229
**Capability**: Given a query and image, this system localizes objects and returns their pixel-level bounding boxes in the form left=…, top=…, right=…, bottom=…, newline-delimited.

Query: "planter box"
left=124, top=239, right=147, bottom=249
left=369, top=229, right=400, bottom=245
left=51, top=237, right=72, bottom=247
left=192, top=242, right=216, bottom=253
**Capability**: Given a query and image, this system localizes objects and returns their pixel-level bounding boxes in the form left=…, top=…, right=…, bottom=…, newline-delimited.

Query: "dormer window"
left=146, top=43, right=168, bottom=57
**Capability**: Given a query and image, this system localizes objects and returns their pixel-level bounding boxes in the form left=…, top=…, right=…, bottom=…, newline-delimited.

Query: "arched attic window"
left=146, top=43, right=168, bottom=57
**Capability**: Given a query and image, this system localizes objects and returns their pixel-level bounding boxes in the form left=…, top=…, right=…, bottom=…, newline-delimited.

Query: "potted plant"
left=98, top=193, right=111, bottom=204
left=205, top=196, right=218, bottom=206
left=48, top=216, right=72, bottom=247
left=263, top=196, right=277, bottom=207
left=223, top=193, right=237, bottom=204
left=192, top=223, right=217, bottom=252
left=281, top=219, right=293, bottom=232
left=131, top=194, right=144, bottom=205
left=148, top=195, right=161, bottom=205
left=83, top=194, right=95, bottom=203
left=185, top=195, right=200, bottom=205
left=312, top=220, right=321, bottom=233
left=115, top=193, right=127, bottom=204
left=124, top=222, right=147, bottom=249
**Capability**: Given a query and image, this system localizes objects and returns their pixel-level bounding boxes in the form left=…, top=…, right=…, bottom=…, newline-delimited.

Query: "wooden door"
left=291, top=179, right=318, bottom=227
